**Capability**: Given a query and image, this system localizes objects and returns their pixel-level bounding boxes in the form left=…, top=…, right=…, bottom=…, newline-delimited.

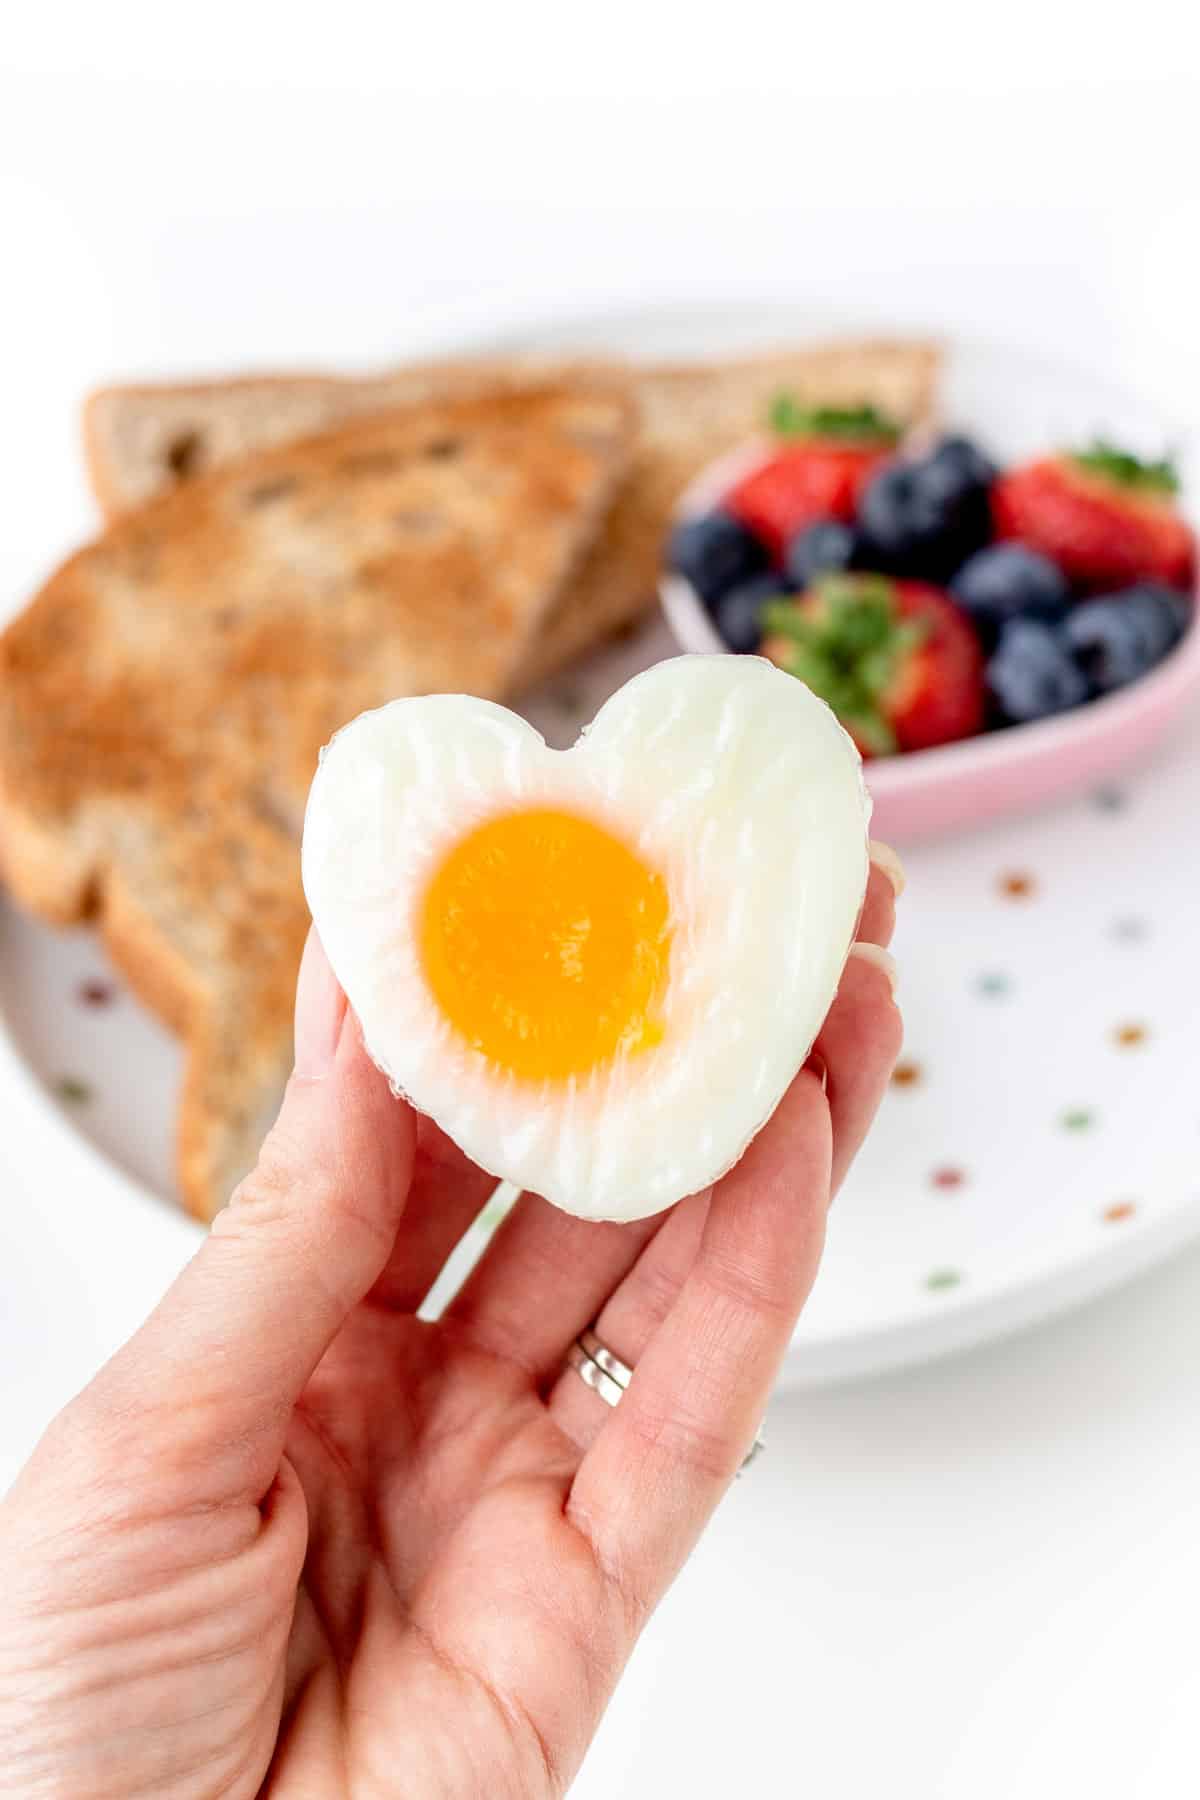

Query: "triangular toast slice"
left=84, top=340, right=942, bottom=688
left=1, top=382, right=634, bottom=1217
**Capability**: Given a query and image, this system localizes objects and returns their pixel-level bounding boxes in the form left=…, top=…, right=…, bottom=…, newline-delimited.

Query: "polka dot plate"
left=1, top=311, right=1197, bottom=1385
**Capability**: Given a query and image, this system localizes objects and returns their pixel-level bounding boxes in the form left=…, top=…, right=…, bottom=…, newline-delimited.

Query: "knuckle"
left=221, top=1124, right=330, bottom=1230
left=629, top=1396, right=739, bottom=1485
left=220, top=1142, right=356, bottom=1259
left=695, top=1245, right=794, bottom=1324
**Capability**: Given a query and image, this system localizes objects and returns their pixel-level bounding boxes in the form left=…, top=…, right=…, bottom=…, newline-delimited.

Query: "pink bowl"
left=660, top=441, right=1200, bottom=842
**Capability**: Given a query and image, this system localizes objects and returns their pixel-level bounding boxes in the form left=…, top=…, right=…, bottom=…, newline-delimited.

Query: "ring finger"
left=548, top=931, right=901, bottom=1451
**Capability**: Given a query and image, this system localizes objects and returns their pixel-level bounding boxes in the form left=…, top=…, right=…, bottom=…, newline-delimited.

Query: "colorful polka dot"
left=931, top=1166, right=966, bottom=1190
left=891, top=1060, right=922, bottom=1089
left=1113, top=1022, right=1148, bottom=1049
left=54, top=1076, right=92, bottom=1105
left=1102, top=1201, right=1137, bottom=1224
left=998, top=871, right=1036, bottom=899
left=1060, top=1107, right=1095, bottom=1132
left=1093, top=786, right=1128, bottom=813
left=77, top=979, right=116, bottom=1008
left=975, top=971, right=1012, bottom=999
left=926, top=1269, right=963, bottom=1292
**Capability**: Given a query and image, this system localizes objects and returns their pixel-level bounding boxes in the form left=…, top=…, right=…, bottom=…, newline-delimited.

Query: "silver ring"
left=580, top=1327, right=633, bottom=1390
left=567, top=1327, right=766, bottom=1475
left=566, top=1340, right=626, bottom=1408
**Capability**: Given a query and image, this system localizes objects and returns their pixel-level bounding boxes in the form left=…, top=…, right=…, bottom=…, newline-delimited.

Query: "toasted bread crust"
left=84, top=372, right=352, bottom=517
left=82, top=356, right=622, bottom=516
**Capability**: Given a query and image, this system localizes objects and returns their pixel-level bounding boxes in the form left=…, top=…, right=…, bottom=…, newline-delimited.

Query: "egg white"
left=302, top=655, right=871, bottom=1222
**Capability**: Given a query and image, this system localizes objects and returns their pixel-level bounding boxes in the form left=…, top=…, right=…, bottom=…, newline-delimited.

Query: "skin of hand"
left=0, top=850, right=903, bottom=1800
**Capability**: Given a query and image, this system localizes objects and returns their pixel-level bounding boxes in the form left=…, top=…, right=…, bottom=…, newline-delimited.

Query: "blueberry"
left=951, top=544, right=1070, bottom=647
left=987, top=620, right=1089, bottom=725
left=784, top=518, right=862, bottom=589
left=927, top=434, right=997, bottom=490
left=1062, top=586, right=1189, bottom=694
left=858, top=435, right=994, bottom=581
left=712, top=573, right=792, bottom=654
left=1094, top=583, right=1190, bottom=665
left=667, top=510, right=769, bottom=607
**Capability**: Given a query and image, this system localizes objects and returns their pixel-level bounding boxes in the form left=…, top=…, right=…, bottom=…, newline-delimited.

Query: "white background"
left=2, top=10, right=1200, bottom=1795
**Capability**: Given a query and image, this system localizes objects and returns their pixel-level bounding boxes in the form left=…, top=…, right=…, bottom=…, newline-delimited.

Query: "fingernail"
left=869, top=839, right=906, bottom=898
left=848, top=941, right=899, bottom=998
left=294, top=928, right=347, bottom=1078
left=805, top=1050, right=829, bottom=1094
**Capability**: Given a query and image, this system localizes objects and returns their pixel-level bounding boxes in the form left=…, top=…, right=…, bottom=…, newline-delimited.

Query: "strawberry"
left=761, top=575, right=984, bottom=755
left=727, top=400, right=900, bottom=562
left=992, top=441, right=1195, bottom=592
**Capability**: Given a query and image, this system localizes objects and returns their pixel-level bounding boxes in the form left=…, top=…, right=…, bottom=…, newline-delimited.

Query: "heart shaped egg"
left=302, top=655, right=870, bottom=1221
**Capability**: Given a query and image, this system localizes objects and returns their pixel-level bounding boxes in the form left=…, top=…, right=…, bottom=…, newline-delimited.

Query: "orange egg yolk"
left=418, top=807, right=672, bottom=1081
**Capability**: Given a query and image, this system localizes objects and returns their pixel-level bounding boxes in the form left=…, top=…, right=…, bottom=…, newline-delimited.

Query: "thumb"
left=86, top=929, right=416, bottom=1504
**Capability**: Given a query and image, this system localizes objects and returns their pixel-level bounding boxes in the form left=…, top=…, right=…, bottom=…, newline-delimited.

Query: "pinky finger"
left=819, top=942, right=904, bottom=1195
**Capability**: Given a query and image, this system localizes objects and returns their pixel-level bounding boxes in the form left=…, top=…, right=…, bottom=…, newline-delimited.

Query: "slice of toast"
left=1, top=382, right=634, bottom=1218
left=84, top=340, right=943, bottom=688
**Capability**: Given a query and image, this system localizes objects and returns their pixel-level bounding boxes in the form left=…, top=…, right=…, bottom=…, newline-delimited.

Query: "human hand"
left=0, top=851, right=902, bottom=1799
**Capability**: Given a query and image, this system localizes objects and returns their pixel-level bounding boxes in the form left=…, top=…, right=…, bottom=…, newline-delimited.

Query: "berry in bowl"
left=661, top=386, right=1199, bottom=841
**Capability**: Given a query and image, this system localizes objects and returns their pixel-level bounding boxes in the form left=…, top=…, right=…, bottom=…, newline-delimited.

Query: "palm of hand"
left=273, top=1308, right=614, bottom=1797
left=3, top=1215, right=624, bottom=1800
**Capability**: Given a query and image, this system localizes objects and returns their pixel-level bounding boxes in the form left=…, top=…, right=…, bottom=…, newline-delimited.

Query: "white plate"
left=3, top=299, right=1198, bottom=1387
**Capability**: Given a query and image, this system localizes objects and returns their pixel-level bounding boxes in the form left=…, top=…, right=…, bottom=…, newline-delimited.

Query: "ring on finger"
left=566, top=1326, right=766, bottom=1475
